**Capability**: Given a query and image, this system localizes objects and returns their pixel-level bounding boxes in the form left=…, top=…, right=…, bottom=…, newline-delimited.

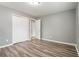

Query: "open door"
left=35, top=20, right=41, bottom=39
left=30, top=19, right=41, bottom=41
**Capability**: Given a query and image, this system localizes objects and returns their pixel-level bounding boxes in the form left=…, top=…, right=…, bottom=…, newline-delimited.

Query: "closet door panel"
left=13, top=14, right=29, bottom=43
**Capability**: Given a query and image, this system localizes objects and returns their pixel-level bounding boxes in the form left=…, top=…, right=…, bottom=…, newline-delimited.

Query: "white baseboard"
left=13, top=39, right=30, bottom=44
left=0, top=39, right=30, bottom=48
left=42, top=38, right=76, bottom=46
left=0, top=43, right=14, bottom=48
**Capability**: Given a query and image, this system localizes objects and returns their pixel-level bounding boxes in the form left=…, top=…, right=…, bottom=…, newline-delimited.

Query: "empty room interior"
left=0, top=2, right=79, bottom=57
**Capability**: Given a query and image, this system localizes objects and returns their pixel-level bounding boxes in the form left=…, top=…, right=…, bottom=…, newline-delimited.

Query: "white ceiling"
left=0, top=2, right=77, bottom=18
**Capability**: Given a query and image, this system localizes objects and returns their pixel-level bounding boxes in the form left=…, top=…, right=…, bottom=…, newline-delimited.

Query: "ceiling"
left=0, top=2, right=77, bottom=18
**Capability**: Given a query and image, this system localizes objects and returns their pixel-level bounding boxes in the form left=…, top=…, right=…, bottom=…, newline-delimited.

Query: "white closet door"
left=12, top=14, right=30, bottom=43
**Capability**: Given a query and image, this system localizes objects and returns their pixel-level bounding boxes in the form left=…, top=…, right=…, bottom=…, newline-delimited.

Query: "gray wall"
left=41, top=9, right=76, bottom=44
left=0, top=6, right=12, bottom=46
left=77, top=3, right=79, bottom=52
left=0, top=5, right=32, bottom=46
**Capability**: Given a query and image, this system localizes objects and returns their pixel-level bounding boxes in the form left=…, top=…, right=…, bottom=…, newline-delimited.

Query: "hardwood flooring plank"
left=0, top=39, right=78, bottom=57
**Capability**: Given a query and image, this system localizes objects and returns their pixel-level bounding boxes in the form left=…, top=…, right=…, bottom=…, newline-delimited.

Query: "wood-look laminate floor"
left=0, top=39, right=78, bottom=57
